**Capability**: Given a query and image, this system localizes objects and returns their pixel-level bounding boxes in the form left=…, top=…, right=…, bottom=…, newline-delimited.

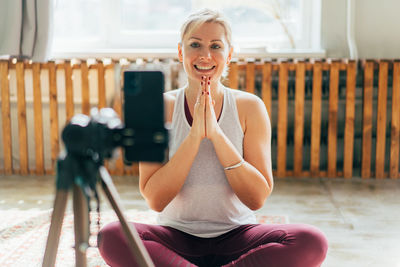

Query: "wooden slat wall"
left=390, top=61, right=400, bottom=179
left=276, top=62, right=288, bottom=177
left=48, top=61, right=59, bottom=174
left=81, top=61, right=90, bottom=115
left=293, top=61, right=305, bottom=176
left=343, top=61, right=357, bottom=178
left=361, top=61, right=374, bottom=178
left=16, top=62, right=29, bottom=175
left=310, top=61, right=322, bottom=177
left=327, top=61, right=339, bottom=177
left=0, top=61, right=12, bottom=174
left=32, top=63, right=45, bottom=175
left=0, top=58, right=399, bottom=179
left=375, top=61, right=389, bottom=178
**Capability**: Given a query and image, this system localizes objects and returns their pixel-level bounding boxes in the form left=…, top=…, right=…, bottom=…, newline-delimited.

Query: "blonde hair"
left=180, top=8, right=232, bottom=47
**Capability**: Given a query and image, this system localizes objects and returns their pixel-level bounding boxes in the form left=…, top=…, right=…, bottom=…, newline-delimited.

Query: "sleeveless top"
left=157, top=87, right=257, bottom=238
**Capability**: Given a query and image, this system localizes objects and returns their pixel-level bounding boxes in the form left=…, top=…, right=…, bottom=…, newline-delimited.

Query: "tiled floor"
left=0, top=174, right=399, bottom=267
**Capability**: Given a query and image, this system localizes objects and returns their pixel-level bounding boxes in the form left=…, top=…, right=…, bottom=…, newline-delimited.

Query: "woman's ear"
left=226, top=46, right=234, bottom=65
left=178, top=43, right=183, bottom=62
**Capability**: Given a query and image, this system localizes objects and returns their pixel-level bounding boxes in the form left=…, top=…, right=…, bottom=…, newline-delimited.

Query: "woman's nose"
left=199, top=48, right=211, bottom=59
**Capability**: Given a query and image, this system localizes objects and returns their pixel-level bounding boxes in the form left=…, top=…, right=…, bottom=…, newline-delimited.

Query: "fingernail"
left=202, top=91, right=205, bottom=95
left=201, top=81, right=204, bottom=85
left=206, top=91, right=210, bottom=95
left=207, top=81, right=210, bottom=85
left=208, top=76, right=211, bottom=80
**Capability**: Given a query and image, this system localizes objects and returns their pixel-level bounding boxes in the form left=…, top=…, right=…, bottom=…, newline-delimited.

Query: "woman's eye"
left=190, top=42, right=200, bottom=48
left=211, top=44, right=221, bottom=49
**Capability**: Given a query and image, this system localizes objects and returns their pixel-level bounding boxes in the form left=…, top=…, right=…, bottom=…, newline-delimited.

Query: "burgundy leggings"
left=98, top=222, right=328, bottom=267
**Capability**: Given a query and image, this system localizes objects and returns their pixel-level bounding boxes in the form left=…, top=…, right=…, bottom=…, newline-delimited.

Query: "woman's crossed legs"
left=98, top=222, right=328, bottom=267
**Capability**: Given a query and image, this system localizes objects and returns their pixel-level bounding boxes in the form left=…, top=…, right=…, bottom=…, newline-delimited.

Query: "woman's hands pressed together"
left=190, top=76, right=223, bottom=142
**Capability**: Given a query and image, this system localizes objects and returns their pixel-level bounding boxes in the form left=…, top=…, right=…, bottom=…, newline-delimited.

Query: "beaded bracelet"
left=224, top=159, right=245, bottom=170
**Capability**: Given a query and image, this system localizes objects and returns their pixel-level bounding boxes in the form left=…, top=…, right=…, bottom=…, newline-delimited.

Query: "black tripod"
left=42, top=110, right=155, bottom=267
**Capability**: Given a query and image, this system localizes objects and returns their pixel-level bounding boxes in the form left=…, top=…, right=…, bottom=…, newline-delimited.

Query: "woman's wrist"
left=209, top=128, right=225, bottom=143
left=187, top=130, right=203, bottom=146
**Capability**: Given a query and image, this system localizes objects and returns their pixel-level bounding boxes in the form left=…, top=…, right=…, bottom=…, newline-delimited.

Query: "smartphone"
left=122, top=70, right=168, bottom=163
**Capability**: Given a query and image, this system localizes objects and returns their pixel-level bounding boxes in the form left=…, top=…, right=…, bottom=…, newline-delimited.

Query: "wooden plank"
left=0, top=61, right=13, bottom=174
left=327, top=61, right=340, bottom=177
left=48, top=62, right=59, bottom=170
left=110, top=67, right=125, bottom=175
left=81, top=61, right=90, bottom=115
left=310, top=61, right=322, bottom=177
left=16, top=62, right=29, bottom=174
left=261, top=62, right=272, bottom=116
left=245, top=61, right=255, bottom=94
left=32, top=63, right=45, bottom=175
left=228, top=62, right=238, bottom=89
left=361, top=61, right=374, bottom=179
left=375, top=61, right=389, bottom=179
left=390, top=61, right=400, bottom=179
left=64, top=61, right=74, bottom=121
left=276, top=62, right=288, bottom=177
left=97, top=61, right=106, bottom=109
left=293, top=62, right=305, bottom=176
left=343, top=61, right=357, bottom=178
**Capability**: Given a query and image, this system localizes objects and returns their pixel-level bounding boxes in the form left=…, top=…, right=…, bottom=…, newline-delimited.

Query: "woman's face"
left=179, top=22, right=233, bottom=83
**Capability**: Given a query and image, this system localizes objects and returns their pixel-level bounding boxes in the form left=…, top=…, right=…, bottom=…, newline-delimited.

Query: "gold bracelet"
left=224, top=159, right=245, bottom=170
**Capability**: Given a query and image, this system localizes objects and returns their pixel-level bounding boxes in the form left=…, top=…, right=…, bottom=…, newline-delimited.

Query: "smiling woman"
left=97, top=8, right=328, bottom=267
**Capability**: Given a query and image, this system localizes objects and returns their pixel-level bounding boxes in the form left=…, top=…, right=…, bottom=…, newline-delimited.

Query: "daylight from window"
left=52, top=0, right=319, bottom=55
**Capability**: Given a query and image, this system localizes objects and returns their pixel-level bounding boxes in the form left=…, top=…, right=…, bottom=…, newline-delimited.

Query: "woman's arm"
left=139, top=89, right=206, bottom=212
left=210, top=92, right=273, bottom=210
left=139, top=134, right=201, bottom=212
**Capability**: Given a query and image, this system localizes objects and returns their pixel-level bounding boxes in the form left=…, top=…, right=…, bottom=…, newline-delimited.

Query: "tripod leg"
left=99, top=166, right=154, bottom=267
left=42, top=190, right=68, bottom=267
left=73, top=185, right=90, bottom=267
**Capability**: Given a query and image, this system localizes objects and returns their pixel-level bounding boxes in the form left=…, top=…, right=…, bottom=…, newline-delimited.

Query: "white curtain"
left=0, top=0, right=53, bottom=62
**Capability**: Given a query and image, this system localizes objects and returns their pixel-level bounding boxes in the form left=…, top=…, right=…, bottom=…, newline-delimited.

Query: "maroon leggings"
left=98, top=222, right=328, bottom=267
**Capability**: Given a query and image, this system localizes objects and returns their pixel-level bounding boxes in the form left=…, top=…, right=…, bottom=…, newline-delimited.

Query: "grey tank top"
left=157, top=87, right=257, bottom=238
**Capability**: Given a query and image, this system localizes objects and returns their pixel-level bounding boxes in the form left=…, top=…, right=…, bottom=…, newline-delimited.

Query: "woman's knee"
left=98, top=222, right=125, bottom=253
left=293, top=224, right=328, bottom=265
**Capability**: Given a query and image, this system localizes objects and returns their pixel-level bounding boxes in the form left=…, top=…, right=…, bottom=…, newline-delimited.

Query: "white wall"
left=321, top=0, right=400, bottom=59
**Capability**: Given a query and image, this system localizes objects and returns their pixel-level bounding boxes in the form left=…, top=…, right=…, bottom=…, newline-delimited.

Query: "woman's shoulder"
left=228, top=87, right=266, bottom=113
left=164, top=88, right=183, bottom=123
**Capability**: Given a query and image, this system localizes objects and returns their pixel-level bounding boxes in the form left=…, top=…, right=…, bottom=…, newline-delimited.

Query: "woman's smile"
left=194, top=64, right=216, bottom=72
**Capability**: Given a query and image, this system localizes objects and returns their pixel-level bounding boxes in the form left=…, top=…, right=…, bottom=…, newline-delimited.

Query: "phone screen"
left=122, top=70, right=168, bottom=162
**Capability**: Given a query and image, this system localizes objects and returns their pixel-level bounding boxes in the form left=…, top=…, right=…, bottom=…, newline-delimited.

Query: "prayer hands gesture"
left=190, top=76, right=222, bottom=142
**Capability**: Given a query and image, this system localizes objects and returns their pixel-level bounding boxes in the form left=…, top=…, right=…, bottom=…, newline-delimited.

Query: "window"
left=52, top=0, right=322, bottom=57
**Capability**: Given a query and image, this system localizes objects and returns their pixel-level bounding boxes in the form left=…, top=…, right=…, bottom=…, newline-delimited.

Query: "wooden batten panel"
left=375, top=61, right=389, bottom=179
left=110, top=68, right=124, bottom=175
left=48, top=62, right=59, bottom=170
left=81, top=61, right=90, bottom=115
left=0, top=61, right=13, bottom=174
left=310, top=61, right=322, bottom=177
left=16, top=62, right=29, bottom=174
left=293, top=62, right=305, bottom=176
left=361, top=61, right=374, bottom=179
left=327, top=62, right=340, bottom=177
left=64, top=61, right=74, bottom=121
left=261, top=62, right=272, bottom=116
left=343, top=61, right=356, bottom=178
left=390, top=61, right=400, bottom=179
left=228, top=62, right=238, bottom=89
left=97, top=61, right=106, bottom=109
left=276, top=62, right=288, bottom=177
left=245, top=62, right=255, bottom=94
left=32, top=63, right=45, bottom=174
